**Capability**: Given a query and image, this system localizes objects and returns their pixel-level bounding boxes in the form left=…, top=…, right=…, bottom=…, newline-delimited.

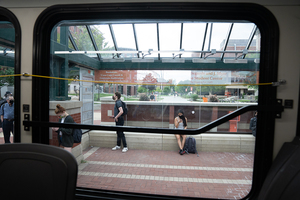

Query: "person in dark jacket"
left=249, top=111, right=257, bottom=137
left=52, top=104, right=74, bottom=152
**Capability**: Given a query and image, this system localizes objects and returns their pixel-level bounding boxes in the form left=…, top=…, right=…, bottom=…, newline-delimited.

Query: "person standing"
left=0, top=96, right=14, bottom=143
left=112, top=92, right=128, bottom=153
left=174, top=109, right=188, bottom=155
left=249, top=111, right=257, bottom=137
left=0, top=91, right=12, bottom=132
left=52, top=104, right=74, bottom=153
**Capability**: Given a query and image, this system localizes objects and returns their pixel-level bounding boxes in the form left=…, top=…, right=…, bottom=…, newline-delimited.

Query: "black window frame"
left=0, top=7, right=21, bottom=143
left=32, top=3, right=279, bottom=199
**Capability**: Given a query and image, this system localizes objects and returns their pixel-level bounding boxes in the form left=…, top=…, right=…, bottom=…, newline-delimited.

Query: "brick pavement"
left=77, top=147, right=253, bottom=199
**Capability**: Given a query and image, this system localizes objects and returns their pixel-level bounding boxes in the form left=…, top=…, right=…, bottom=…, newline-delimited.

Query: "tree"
left=141, top=73, right=157, bottom=92
left=175, top=80, right=192, bottom=94
left=68, top=25, right=111, bottom=51
left=245, top=71, right=258, bottom=91
left=196, top=86, right=225, bottom=95
left=163, top=86, right=171, bottom=95
left=155, top=87, right=162, bottom=93
left=137, top=86, right=147, bottom=93
left=0, top=67, right=14, bottom=86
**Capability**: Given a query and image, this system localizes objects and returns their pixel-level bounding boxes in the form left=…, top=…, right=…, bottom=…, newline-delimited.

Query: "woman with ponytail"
left=174, top=109, right=188, bottom=155
left=52, top=104, right=74, bottom=153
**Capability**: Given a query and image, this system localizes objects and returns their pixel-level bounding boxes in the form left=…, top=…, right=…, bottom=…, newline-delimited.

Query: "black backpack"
left=184, top=137, right=199, bottom=157
left=66, top=116, right=82, bottom=143
left=0, top=99, right=7, bottom=128
left=121, top=101, right=128, bottom=116
left=72, top=128, right=82, bottom=143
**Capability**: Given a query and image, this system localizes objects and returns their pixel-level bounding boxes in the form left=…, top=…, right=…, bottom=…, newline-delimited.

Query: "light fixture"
left=162, top=58, right=185, bottom=63
left=102, top=53, right=125, bottom=62
left=161, top=49, right=185, bottom=63
left=223, top=49, right=248, bottom=64
left=193, top=49, right=216, bottom=63
left=132, top=58, right=155, bottom=63
left=254, top=59, right=260, bottom=63
left=131, top=49, right=155, bottom=63
left=0, top=50, right=15, bottom=54
left=192, top=58, right=216, bottom=63
left=102, top=58, right=125, bottom=62
left=223, top=59, right=248, bottom=64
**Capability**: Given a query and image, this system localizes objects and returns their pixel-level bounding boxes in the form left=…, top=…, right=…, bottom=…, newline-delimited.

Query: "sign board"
left=95, top=70, right=138, bottom=84
left=191, top=71, right=231, bottom=85
left=80, top=69, right=94, bottom=125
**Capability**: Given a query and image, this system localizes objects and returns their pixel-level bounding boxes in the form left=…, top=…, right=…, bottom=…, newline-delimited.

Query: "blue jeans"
left=116, top=117, right=127, bottom=147
left=3, top=120, right=13, bottom=143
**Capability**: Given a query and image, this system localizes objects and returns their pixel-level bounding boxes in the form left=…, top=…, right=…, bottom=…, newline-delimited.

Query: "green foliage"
left=175, top=80, right=191, bottom=94
left=155, top=87, right=162, bottom=93
left=68, top=25, right=112, bottom=51
left=137, top=86, right=147, bottom=93
left=139, top=93, right=150, bottom=101
left=196, top=86, right=225, bottom=95
left=191, top=94, right=198, bottom=101
left=0, top=67, right=14, bottom=86
left=163, top=86, right=171, bottom=95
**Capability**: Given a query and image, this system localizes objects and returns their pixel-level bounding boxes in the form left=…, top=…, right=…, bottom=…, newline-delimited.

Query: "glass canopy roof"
left=53, top=21, right=260, bottom=63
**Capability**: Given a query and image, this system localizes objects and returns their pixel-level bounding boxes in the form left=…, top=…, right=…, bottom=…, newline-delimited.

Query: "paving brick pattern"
left=77, top=147, right=254, bottom=199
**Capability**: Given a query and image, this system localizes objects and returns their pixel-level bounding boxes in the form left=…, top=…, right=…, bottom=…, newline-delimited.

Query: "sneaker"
left=181, top=150, right=186, bottom=155
left=179, top=149, right=183, bottom=155
left=112, top=145, right=121, bottom=150
left=122, top=147, right=128, bottom=153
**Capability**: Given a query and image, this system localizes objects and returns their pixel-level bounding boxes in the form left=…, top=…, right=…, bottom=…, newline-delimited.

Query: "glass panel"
left=69, top=25, right=98, bottom=58
left=224, top=23, right=255, bottom=58
left=159, top=23, right=181, bottom=57
left=135, top=23, right=158, bottom=58
left=181, top=23, right=206, bottom=58
left=203, top=23, right=212, bottom=52
left=210, top=23, right=232, bottom=58
left=245, top=28, right=261, bottom=59
left=112, top=24, right=137, bottom=58
left=0, top=21, right=15, bottom=144
left=93, top=25, right=116, bottom=58
left=49, top=20, right=259, bottom=199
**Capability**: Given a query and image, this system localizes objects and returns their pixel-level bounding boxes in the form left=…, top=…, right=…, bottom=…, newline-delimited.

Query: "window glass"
left=181, top=23, right=206, bottom=58
left=69, top=25, right=98, bottom=58
left=93, top=25, right=115, bottom=58
left=159, top=23, right=181, bottom=57
left=224, top=23, right=256, bottom=58
left=112, top=24, right=137, bottom=58
left=135, top=23, right=158, bottom=58
left=50, top=20, right=259, bottom=199
left=0, top=21, right=15, bottom=144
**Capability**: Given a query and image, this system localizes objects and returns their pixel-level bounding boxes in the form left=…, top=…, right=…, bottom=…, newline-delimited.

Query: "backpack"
left=121, top=101, right=128, bottom=116
left=184, top=137, right=199, bottom=157
left=0, top=100, right=7, bottom=128
left=73, top=128, right=82, bottom=143
left=66, top=116, right=82, bottom=143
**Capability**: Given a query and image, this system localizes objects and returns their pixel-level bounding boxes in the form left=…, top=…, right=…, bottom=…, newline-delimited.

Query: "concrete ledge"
left=88, top=130, right=255, bottom=153
left=71, top=132, right=90, bottom=165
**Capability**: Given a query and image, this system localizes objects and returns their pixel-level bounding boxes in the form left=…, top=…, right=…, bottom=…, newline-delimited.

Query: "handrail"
left=23, top=105, right=281, bottom=135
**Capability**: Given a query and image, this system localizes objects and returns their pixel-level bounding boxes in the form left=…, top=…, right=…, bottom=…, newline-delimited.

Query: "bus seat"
left=0, top=143, right=78, bottom=200
left=258, top=136, right=300, bottom=200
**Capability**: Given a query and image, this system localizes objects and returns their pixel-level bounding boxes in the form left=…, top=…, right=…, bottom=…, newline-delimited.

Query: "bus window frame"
left=0, top=7, right=21, bottom=143
left=32, top=3, right=279, bottom=199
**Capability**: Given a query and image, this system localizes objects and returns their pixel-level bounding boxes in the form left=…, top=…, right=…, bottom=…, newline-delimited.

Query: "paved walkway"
left=77, top=147, right=253, bottom=199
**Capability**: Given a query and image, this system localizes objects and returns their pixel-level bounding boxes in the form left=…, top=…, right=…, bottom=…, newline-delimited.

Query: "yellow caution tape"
left=0, top=73, right=272, bottom=87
